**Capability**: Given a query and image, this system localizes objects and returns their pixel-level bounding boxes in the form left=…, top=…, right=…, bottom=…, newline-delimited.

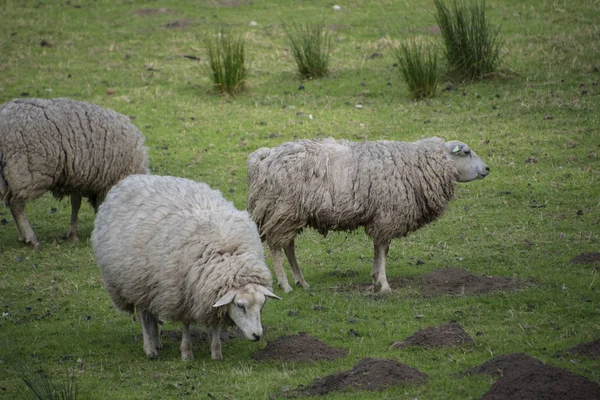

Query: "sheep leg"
left=372, top=240, right=391, bottom=293
left=284, top=240, right=309, bottom=289
left=8, top=200, right=40, bottom=250
left=137, top=308, right=160, bottom=359
left=68, top=194, right=81, bottom=242
left=210, top=328, right=223, bottom=360
left=269, top=243, right=293, bottom=293
left=180, top=323, right=194, bottom=361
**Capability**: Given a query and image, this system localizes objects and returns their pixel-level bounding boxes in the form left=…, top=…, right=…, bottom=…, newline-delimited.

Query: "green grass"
left=1, top=0, right=599, bottom=399
left=395, top=40, right=439, bottom=99
left=205, top=28, right=247, bottom=94
left=434, top=0, right=504, bottom=81
left=283, top=21, right=333, bottom=79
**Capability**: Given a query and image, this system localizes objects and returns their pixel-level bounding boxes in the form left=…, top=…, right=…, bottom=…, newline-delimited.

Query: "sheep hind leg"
left=8, top=200, right=40, bottom=250
left=68, top=194, right=81, bottom=242
left=372, top=240, right=391, bottom=293
left=137, top=308, right=160, bottom=359
left=284, top=240, right=309, bottom=289
left=210, top=328, right=223, bottom=360
left=269, top=243, right=293, bottom=293
left=180, top=323, right=194, bottom=361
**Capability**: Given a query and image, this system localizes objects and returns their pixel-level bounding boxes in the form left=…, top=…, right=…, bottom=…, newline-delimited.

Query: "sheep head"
left=443, top=141, right=490, bottom=182
left=213, top=284, right=281, bottom=341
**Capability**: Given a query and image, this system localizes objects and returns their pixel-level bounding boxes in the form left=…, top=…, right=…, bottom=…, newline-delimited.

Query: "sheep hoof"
left=374, top=282, right=392, bottom=293
left=279, top=282, right=293, bottom=293
left=296, top=281, right=310, bottom=290
left=145, top=351, right=159, bottom=360
left=68, top=232, right=79, bottom=242
left=181, top=352, right=194, bottom=361
left=211, top=352, right=223, bottom=361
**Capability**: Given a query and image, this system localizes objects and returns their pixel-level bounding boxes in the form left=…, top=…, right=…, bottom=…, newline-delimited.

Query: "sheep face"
left=213, top=284, right=281, bottom=341
left=443, top=141, right=490, bottom=182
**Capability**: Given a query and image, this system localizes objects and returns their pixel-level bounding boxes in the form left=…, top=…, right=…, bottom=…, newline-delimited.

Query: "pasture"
left=0, top=0, right=598, bottom=398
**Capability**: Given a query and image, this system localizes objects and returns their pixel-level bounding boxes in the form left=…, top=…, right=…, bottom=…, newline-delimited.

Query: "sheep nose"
left=252, top=333, right=261, bottom=341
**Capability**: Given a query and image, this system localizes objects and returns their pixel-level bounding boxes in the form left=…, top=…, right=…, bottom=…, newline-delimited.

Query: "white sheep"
left=0, top=98, right=149, bottom=249
left=91, top=174, right=281, bottom=360
left=247, top=137, right=490, bottom=293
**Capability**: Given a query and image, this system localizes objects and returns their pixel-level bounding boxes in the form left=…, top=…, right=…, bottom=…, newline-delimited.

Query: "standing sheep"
left=247, top=137, right=490, bottom=293
left=91, top=174, right=281, bottom=361
left=0, top=98, right=149, bottom=249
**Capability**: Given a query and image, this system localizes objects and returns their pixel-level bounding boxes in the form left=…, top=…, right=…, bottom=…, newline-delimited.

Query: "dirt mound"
left=421, top=268, right=526, bottom=297
left=253, top=333, right=347, bottom=363
left=568, top=338, right=600, bottom=359
left=459, top=353, right=600, bottom=400
left=571, top=252, right=600, bottom=264
left=296, top=358, right=427, bottom=396
left=392, top=322, right=473, bottom=348
left=459, top=353, right=544, bottom=379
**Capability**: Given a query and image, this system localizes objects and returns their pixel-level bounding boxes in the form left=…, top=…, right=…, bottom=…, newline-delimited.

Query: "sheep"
left=91, top=174, right=281, bottom=361
left=0, top=97, right=149, bottom=249
left=247, top=137, right=490, bottom=293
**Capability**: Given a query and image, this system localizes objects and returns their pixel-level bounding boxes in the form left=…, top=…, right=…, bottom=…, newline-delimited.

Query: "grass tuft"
left=9, top=358, right=78, bottom=400
left=434, top=0, right=503, bottom=81
left=283, top=21, right=333, bottom=79
left=395, top=40, right=439, bottom=100
left=205, top=28, right=247, bottom=94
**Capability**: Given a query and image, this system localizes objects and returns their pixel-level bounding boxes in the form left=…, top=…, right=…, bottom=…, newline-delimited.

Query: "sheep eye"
left=463, top=149, right=471, bottom=156
left=237, top=303, right=246, bottom=311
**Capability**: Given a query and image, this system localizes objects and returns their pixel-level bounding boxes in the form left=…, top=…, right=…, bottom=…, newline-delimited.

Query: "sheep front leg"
left=372, top=240, right=391, bottom=293
left=284, top=240, right=309, bottom=289
left=137, top=308, right=160, bottom=359
left=180, top=323, right=194, bottom=361
left=210, top=328, right=223, bottom=360
left=269, top=243, right=292, bottom=292
left=8, top=200, right=40, bottom=250
left=68, top=194, right=81, bottom=242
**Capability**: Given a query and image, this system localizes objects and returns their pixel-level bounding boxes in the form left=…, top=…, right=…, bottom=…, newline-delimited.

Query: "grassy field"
left=1, top=0, right=599, bottom=398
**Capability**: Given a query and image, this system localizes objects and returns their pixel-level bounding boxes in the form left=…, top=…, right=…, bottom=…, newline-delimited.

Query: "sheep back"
left=0, top=98, right=148, bottom=203
left=92, top=174, right=273, bottom=328
left=247, top=137, right=457, bottom=248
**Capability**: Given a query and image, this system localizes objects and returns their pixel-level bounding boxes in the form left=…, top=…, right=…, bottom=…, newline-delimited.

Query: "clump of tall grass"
left=434, top=0, right=503, bottom=81
left=205, top=28, right=247, bottom=94
left=10, top=358, right=78, bottom=400
left=395, top=40, right=439, bottom=100
left=283, top=21, right=332, bottom=79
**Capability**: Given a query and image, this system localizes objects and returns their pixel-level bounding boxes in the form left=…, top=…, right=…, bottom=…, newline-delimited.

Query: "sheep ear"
left=213, top=290, right=237, bottom=308
left=259, top=286, right=282, bottom=300
left=452, top=145, right=461, bottom=154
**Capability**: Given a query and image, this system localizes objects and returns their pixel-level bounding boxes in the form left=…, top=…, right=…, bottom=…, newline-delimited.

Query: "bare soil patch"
left=459, top=353, right=600, bottom=400
left=132, top=8, right=173, bottom=16
left=571, top=252, right=600, bottom=264
left=568, top=338, right=600, bottom=359
left=392, top=322, right=473, bottom=348
left=421, top=268, right=526, bottom=297
left=253, top=332, right=347, bottom=363
left=294, top=358, right=427, bottom=396
left=164, top=19, right=193, bottom=29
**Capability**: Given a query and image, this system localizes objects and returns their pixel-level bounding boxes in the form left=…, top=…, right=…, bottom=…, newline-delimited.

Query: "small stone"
left=249, top=21, right=258, bottom=27
left=333, top=5, right=341, bottom=10
left=544, top=115, right=553, bottom=120
left=355, top=104, right=363, bottom=109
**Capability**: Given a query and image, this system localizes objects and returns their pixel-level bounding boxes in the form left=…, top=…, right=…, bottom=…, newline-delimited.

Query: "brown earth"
left=571, top=252, right=600, bottom=264
left=421, top=268, right=527, bottom=297
left=568, top=338, right=600, bottom=359
left=460, top=353, right=600, bottom=400
left=253, top=332, right=347, bottom=363
left=295, top=358, right=427, bottom=396
left=132, top=8, right=173, bottom=15
left=335, top=268, right=528, bottom=296
left=391, top=322, right=473, bottom=348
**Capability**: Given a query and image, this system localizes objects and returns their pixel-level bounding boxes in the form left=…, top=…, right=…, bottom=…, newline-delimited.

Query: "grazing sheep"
left=0, top=98, right=149, bottom=249
left=91, top=174, right=281, bottom=361
left=247, top=137, right=490, bottom=293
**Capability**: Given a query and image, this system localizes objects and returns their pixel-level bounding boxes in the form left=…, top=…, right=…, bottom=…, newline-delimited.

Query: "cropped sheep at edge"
left=0, top=97, right=149, bottom=249
left=92, top=174, right=280, bottom=361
